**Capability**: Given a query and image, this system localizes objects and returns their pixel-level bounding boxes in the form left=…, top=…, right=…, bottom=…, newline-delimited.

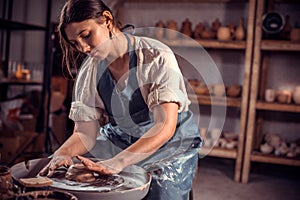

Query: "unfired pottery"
left=235, top=18, right=246, bottom=40
left=193, top=22, right=205, bottom=39
left=212, top=18, right=221, bottom=32
left=181, top=18, right=192, bottom=37
left=260, top=143, right=273, bottom=154
left=264, top=133, right=283, bottom=149
left=213, top=84, right=226, bottom=97
left=292, top=86, right=300, bottom=104
left=226, top=84, right=242, bottom=97
left=166, top=20, right=178, bottom=40
left=154, top=20, right=165, bottom=39
left=217, top=26, right=231, bottom=41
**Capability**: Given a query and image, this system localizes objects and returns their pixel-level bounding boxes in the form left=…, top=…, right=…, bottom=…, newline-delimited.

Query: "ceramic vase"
left=166, top=20, right=178, bottom=40
left=235, top=18, right=246, bottom=40
left=181, top=18, right=192, bottom=37
left=193, top=22, right=204, bottom=39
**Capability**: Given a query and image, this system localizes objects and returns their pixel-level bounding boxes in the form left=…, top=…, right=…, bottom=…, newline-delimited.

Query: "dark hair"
left=58, top=0, right=119, bottom=78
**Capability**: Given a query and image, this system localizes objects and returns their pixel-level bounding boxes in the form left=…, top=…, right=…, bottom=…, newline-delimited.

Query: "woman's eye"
left=82, top=33, right=90, bottom=39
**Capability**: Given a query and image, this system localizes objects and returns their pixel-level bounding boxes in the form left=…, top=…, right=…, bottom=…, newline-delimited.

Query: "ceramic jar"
left=193, top=22, right=204, bottom=39
left=227, top=84, right=242, bottom=97
left=166, top=20, right=178, bottom=40
left=181, top=18, right=192, bottom=37
left=235, top=18, right=246, bottom=40
left=265, top=89, right=276, bottom=102
left=217, top=26, right=231, bottom=41
left=212, top=18, right=221, bottom=33
left=154, top=20, right=165, bottom=40
left=213, top=84, right=226, bottom=97
left=293, top=86, right=300, bottom=104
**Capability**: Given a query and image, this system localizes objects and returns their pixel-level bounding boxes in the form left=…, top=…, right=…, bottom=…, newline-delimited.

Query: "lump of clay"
left=65, top=163, right=96, bottom=183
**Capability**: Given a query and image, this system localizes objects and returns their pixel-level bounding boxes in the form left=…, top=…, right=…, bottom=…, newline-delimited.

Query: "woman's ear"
left=102, top=10, right=113, bottom=24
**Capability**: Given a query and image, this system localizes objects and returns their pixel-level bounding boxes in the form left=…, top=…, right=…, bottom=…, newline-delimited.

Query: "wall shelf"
left=0, top=18, right=46, bottom=31
left=161, top=39, right=247, bottom=50
left=199, top=147, right=237, bottom=159
left=251, top=152, right=300, bottom=166
left=256, top=101, right=300, bottom=113
left=189, top=94, right=241, bottom=108
left=0, top=80, right=43, bottom=86
left=261, top=40, right=300, bottom=52
left=242, top=0, right=300, bottom=183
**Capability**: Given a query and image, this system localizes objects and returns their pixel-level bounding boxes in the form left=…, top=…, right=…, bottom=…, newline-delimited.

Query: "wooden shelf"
left=0, top=18, right=46, bottom=31
left=251, top=152, right=300, bottom=166
left=256, top=101, right=300, bottom=113
left=161, top=38, right=246, bottom=50
left=0, top=80, right=43, bottom=86
left=189, top=94, right=241, bottom=107
left=261, top=40, right=300, bottom=51
left=199, top=147, right=237, bottom=159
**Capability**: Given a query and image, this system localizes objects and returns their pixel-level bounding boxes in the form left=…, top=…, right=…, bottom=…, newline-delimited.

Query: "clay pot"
left=154, top=20, right=165, bottom=40
left=290, top=28, right=300, bottom=42
left=293, top=86, right=300, bottom=104
left=276, top=90, right=292, bottom=104
left=264, top=133, right=283, bottom=149
left=194, top=84, right=209, bottom=95
left=212, top=18, right=221, bottom=33
left=217, top=138, right=227, bottom=148
left=265, top=89, right=276, bottom=102
left=260, top=143, right=273, bottom=154
left=200, top=27, right=216, bottom=39
left=235, top=18, right=246, bottom=40
left=15, top=64, right=23, bottom=79
left=213, top=84, right=226, bottom=97
left=217, top=26, right=231, bottom=41
left=181, top=18, right=192, bottom=37
left=227, top=84, right=242, bottom=97
left=225, top=140, right=237, bottom=149
left=166, top=20, right=178, bottom=40
left=193, top=22, right=205, bottom=39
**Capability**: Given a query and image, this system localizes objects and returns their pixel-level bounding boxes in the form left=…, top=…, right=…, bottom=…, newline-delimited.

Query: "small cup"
left=276, top=90, right=292, bottom=104
left=265, top=89, right=275, bottom=102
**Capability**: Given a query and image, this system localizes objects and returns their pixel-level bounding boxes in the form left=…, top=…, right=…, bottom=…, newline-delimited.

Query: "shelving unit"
left=242, top=0, right=300, bottom=183
left=0, top=0, right=52, bottom=165
left=122, top=0, right=257, bottom=182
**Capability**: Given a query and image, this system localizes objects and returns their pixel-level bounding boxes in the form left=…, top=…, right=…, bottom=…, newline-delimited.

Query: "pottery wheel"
left=46, top=168, right=125, bottom=192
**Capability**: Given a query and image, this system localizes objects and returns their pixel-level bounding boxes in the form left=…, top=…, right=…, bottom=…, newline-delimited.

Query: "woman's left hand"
left=76, top=155, right=123, bottom=175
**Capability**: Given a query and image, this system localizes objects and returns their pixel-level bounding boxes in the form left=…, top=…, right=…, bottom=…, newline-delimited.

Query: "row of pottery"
left=155, top=18, right=246, bottom=41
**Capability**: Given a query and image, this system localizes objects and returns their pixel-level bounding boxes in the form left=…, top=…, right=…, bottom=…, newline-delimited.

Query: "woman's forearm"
left=115, top=122, right=175, bottom=167
left=114, top=103, right=178, bottom=169
left=54, top=120, right=98, bottom=157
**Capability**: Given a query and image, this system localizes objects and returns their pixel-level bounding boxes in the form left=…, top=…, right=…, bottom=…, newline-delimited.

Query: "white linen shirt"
left=69, top=35, right=191, bottom=122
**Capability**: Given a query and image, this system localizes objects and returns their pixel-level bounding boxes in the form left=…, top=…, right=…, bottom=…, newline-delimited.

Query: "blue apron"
left=94, top=34, right=201, bottom=200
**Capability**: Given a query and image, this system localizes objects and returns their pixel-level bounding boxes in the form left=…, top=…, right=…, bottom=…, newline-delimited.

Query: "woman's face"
left=65, top=18, right=111, bottom=59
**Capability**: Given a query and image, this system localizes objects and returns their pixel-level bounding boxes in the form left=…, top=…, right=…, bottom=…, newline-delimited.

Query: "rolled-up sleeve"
left=69, top=57, right=105, bottom=122
left=138, top=46, right=190, bottom=112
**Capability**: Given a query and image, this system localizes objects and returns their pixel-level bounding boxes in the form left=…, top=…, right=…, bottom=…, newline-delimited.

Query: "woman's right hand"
left=39, top=154, right=73, bottom=177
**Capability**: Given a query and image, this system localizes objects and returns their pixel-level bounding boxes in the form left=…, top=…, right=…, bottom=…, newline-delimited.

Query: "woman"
left=40, top=0, right=202, bottom=199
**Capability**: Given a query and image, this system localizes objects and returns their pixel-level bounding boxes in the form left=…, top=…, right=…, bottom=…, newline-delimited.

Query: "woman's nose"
left=82, top=44, right=91, bottom=54
left=78, top=42, right=90, bottom=54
